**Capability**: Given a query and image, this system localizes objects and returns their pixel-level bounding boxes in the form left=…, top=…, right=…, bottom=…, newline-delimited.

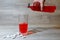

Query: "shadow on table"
left=27, top=26, right=60, bottom=35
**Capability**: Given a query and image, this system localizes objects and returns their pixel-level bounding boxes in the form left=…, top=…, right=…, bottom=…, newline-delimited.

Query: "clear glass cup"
left=18, top=14, right=28, bottom=36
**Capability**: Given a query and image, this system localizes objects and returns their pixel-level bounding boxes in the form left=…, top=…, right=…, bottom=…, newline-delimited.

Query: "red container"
left=29, top=6, right=56, bottom=13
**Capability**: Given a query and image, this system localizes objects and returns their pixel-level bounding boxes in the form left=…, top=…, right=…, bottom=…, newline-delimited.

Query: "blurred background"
left=0, top=0, right=60, bottom=27
left=0, top=0, right=60, bottom=40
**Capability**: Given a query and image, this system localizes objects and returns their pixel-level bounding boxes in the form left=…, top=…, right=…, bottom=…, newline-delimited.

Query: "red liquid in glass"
left=19, top=23, right=28, bottom=34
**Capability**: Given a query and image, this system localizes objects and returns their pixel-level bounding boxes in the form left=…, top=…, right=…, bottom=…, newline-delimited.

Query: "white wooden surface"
left=0, top=26, right=60, bottom=40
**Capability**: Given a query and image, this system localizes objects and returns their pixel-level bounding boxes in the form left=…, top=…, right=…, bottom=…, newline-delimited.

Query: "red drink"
left=19, top=23, right=28, bottom=35
left=29, top=6, right=56, bottom=13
